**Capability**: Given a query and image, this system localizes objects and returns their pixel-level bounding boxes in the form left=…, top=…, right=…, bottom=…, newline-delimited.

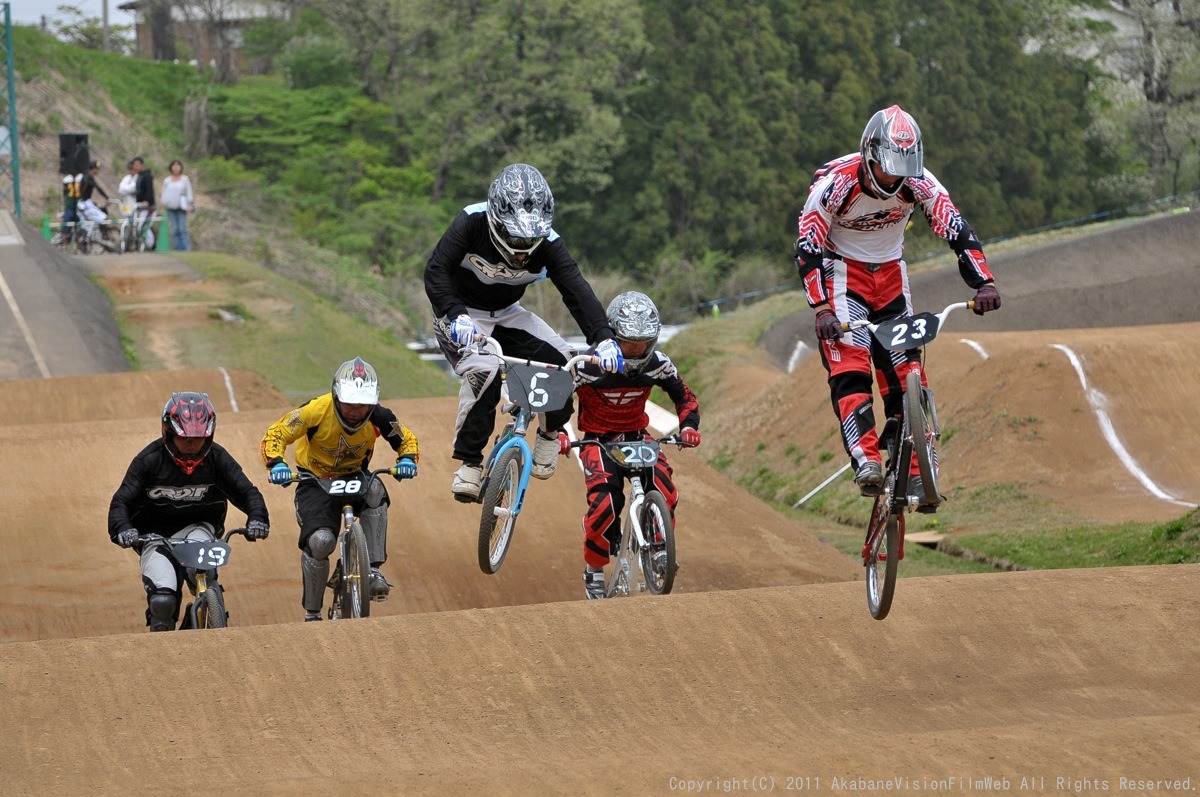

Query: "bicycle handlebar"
left=468, top=336, right=598, bottom=375
left=285, top=466, right=401, bottom=486
left=840, top=300, right=974, bottom=334
left=137, top=528, right=248, bottom=545
left=569, top=435, right=697, bottom=451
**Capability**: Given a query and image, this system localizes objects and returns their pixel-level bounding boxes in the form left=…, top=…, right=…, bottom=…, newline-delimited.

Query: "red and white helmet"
left=161, top=392, right=216, bottom=474
left=860, top=105, right=924, bottom=198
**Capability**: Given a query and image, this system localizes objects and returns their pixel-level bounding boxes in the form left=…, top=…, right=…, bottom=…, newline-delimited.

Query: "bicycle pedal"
left=454, top=493, right=480, bottom=504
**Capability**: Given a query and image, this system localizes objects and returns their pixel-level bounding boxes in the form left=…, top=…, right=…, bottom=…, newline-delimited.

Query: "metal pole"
left=102, top=0, right=110, bottom=52
left=792, top=462, right=852, bottom=508
left=2, top=2, right=21, bottom=219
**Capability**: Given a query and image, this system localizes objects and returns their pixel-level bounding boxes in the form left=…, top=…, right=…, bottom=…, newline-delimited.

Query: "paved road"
left=0, top=212, right=129, bottom=380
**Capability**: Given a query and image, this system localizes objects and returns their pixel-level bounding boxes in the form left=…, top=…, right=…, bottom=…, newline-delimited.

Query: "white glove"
left=449, top=314, right=481, bottom=347
left=595, top=339, right=624, bottom=373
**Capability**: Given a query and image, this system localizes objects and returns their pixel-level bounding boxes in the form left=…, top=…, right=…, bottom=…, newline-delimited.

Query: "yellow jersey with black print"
left=260, top=393, right=419, bottom=478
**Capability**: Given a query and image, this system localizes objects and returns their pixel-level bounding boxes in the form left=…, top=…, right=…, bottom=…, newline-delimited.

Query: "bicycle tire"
left=904, top=371, right=939, bottom=507
left=343, top=523, right=372, bottom=619
left=864, top=497, right=899, bottom=620
left=478, top=447, right=522, bottom=574
left=639, top=491, right=677, bottom=595
left=198, top=585, right=228, bottom=629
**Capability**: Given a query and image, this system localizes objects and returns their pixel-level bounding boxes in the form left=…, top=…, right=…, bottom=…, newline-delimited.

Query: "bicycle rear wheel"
left=639, top=491, right=677, bottom=595
left=864, top=496, right=900, bottom=620
left=478, top=448, right=522, bottom=574
left=197, top=585, right=228, bottom=628
left=904, top=371, right=939, bottom=507
left=343, top=523, right=372, bottom=619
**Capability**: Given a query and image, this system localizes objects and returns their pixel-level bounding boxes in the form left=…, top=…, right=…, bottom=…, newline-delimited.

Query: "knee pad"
left=360, top=504, right=388, bottom=566
left=305, top=528, right=337, bottom=560
left=146, top=588, right=178, bottom=632
left=301, top=552, right=331, bottom=613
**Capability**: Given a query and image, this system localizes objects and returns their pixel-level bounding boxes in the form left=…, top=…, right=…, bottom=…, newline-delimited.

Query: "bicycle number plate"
left=314, top=476, right=368, bottom=496
left=506, top=363, right=576, bottom=413
left=169, top=540, right=230, bottom=569
left=606, top=440, right=660, bottom=469
left=873, top=311, right=941, bottom=351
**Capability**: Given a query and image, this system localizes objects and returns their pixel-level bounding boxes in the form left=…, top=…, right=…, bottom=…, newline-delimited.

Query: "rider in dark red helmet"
left=108, top=392, right=270, bottom=631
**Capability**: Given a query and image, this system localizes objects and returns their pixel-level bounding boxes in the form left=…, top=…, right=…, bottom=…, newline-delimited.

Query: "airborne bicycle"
left=465, top=336, right=594, bottom=575
left=288, top=467, right=403, bottom=619
left=846, top=300, right=974, bottom=620
left=568, top=435, right=694, bottom=597
left=137, top=527, right=252, bottom=629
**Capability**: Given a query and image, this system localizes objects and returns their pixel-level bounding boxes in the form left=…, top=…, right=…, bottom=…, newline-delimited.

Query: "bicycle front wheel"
left=478, top=447, right=522, bottom=574
left=343, top=523, right=372, bottom=619
left=197, top=585, right=228, bottom=629
left=864, top=497, right=900, bottom=620
left=904, top=371, right=940, bottom=507
left=639, top=491, right=677, bottom=595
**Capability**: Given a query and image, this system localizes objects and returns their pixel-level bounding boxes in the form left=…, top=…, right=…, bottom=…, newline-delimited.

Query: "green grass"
left=119, top=252, right=454, bottom=400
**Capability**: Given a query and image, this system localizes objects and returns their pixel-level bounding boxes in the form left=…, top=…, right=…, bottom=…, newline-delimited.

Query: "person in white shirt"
left=161, top=159, right=195, bottom=251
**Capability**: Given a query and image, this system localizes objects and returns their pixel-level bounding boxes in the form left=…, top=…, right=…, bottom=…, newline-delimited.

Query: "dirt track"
left=2, top=213, right=1200, bottom=795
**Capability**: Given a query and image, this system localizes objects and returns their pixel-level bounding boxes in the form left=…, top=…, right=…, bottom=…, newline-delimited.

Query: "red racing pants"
left=579, top=434, right=679, bottom=569
left=816, top=255, right=926, bottom=474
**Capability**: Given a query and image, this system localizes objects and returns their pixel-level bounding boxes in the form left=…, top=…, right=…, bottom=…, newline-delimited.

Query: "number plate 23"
left=873, top=312, right=941, bottom=352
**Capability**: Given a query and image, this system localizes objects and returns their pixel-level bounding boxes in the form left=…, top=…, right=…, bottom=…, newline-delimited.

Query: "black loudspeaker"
left=58, top=132, right=90, bottom=175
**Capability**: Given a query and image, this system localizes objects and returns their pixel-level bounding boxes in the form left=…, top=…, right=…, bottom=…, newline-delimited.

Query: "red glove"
left=815, top=308, right=842, bottom=340
left=680, top=428, right=702, bottom=447
left=972, top=283, right=1001, bottom=315
left=557, top=431, right=572, bottom=456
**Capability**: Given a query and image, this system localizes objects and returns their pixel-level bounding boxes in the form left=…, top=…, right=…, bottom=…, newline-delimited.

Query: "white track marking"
left=786, top=340, right=810, bottom=374
left=218, top=367, right=240, bottom=412
left=563, top=422, right=584, bottom=473
left=0, top=268, right=51, bottom=378
left=958, top=338, right=989, bottom=360
left=645, top=401, right=680, bottom=435
left=1050, top=344, right=1196, bottom=508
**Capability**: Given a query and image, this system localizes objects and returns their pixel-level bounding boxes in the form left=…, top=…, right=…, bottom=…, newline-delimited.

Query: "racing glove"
left=269, top=462, right=293, bottom=485
left=972, top=283, right=1001, bottom=315
left=115, top=528, right=139, bottom=548
left=449, top=314, right=482, bottom=347
left=245, top=519, right=270, bottom=541
left=815, top=308, right=842, bottom=341
left=557, top=431, right=572, bottom=456
left=680, top=428, right=702, bottom=448
left=595, top=339, right=624, bottom=373
left=392, top=457, right=418, bottom=480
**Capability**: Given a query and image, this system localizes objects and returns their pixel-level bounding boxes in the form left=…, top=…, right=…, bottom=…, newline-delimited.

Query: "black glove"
left=973, top=283, right=1001, bottom=315
left=115, top=528, right=139, bottom=548
left=245, top=519, right=270, bottom=541
left=815, top=308, right=843, bottom=341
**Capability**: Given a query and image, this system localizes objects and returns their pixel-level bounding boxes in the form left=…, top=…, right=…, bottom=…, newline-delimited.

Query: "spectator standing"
left=131, top=156, right=157, bottom=249
left=161, top=160, right=195, bottom=251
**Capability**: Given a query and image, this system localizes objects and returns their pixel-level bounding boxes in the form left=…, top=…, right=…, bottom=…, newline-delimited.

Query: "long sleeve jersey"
left=260, top=393, right=419, bottom=478
left=108, top=440, right=269, bottom=542
left=574, top=351, right=700, bottom=435
left=795, top=153, right=993, bottom=307
left=424, top=204, right=615, bottom=345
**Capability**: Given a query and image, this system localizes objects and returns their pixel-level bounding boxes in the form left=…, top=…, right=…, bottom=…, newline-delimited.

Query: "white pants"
left=77, top=198, right=107, bottom=223
left=140, top=523, right=217, bottom=592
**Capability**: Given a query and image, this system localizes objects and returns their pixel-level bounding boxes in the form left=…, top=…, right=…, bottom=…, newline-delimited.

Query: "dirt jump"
left=1, top=212, right=1199, bottom=794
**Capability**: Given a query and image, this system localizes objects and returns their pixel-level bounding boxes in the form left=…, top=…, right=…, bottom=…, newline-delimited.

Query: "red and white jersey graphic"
left=575, top=351, right=700, bottom=435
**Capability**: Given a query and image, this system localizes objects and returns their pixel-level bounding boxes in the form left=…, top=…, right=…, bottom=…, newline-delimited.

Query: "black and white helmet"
left=860, top=105, right=924, bottom=198
left=606, top=291, right=661, bottom=375
left=486, top=163, right=554, bottom=263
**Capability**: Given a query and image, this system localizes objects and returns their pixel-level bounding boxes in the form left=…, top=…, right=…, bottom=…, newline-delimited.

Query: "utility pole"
left=0, top=2, right=21, bottom=219
left=102, top=0, right=110, bottom=52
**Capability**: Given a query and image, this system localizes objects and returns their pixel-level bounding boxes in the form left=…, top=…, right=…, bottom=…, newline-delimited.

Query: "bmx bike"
left=844, top=300, right=974, bottom=620
left=137, top=527, right=252, bottom=629
left=463, top=335, right=593, bottom=575
left=568, top=435, right=694, bottom=597
left=287, top=467, right=404, bottom=619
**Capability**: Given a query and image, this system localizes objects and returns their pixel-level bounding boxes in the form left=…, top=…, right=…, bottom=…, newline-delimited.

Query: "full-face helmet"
left=860, top=105, right=924, bottom=198
left=606, top=291, right=661, bottom=376
left=331, top=357, right=379, bottom=432
left=486, top=163, right=554, bottom=264
left=161, top=392, right=216, bottom=474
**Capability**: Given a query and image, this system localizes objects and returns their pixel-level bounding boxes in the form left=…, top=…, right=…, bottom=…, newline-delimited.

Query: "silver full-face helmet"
left=331, top=357, right=379, bottom=431
left=486, top=163, right=555, bottom=264
left=606, top=291, right=661, bottom=375
left=860, top=105, right=924, bottom=198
